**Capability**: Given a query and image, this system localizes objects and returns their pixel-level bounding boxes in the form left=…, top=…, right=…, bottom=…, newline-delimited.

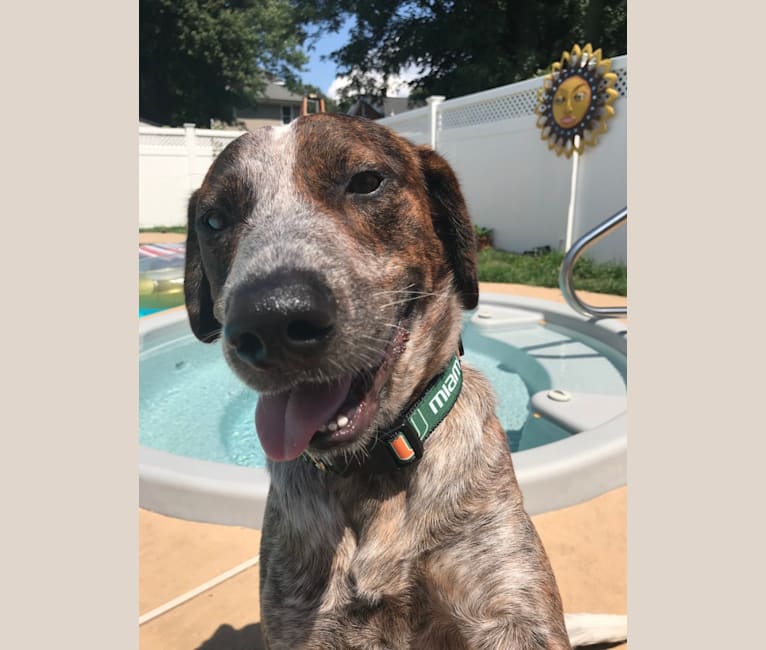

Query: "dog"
left=183, top=113, right=627, bottom=649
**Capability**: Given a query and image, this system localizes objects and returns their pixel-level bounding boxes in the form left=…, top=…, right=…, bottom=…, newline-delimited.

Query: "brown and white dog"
left=184, top=113, right=626, bottom=649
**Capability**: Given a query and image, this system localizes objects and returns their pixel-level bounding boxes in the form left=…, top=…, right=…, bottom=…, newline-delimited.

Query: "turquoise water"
left=140, top=335, right=264, bottom=466
left=139, top=329, right=577, bottom=467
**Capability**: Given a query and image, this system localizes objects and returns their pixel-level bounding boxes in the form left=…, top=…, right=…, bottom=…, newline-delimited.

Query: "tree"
left=140, top=0, right=309, bottom=126
left=295, top=0, right=626, bottom=103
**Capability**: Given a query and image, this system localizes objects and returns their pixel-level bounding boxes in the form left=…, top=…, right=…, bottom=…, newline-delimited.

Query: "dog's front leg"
left=459, top=617, right=572, bottom=650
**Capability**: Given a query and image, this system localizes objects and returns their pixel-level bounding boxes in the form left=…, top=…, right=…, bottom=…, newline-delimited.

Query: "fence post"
left=426, top=96, right=445, bottom=149
left=183, top=123, right=196, bottom=193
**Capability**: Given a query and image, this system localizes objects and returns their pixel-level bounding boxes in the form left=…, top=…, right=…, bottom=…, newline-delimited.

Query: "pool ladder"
left=559, top=208, right=627, bottom=319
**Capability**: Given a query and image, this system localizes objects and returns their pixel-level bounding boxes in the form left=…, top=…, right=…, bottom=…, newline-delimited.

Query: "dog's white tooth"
left=328, top=422, right=338, bottom=432
left=318, top=424, right=327, bottom=432
left=336, top=415, right=349, bottom=428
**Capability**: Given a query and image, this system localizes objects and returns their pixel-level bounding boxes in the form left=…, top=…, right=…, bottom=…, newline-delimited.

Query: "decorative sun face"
left=552, top=75, right=593, bottom=128
left=536, top=44, right=619, bottom=158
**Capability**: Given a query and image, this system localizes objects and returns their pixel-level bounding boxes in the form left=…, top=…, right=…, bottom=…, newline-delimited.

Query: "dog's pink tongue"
left=255, top=377, right=352, bottom=461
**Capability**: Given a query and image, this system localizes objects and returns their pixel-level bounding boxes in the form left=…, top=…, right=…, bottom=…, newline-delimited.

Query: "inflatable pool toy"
left=139, top=267, right=185, bottom=309
left=139, top=244, right=186, bottom=311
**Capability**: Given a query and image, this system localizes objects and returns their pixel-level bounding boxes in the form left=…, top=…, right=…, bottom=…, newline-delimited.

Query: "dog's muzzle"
left=223, top=268, right=353, bottom=463
left=223, top=268, right=337, bottom=371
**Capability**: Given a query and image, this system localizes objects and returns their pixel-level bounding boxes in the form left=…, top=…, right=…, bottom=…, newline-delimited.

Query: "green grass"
left=136, top=228, right=625, bottom=296
left=139, top=226, right=187, bottom=234
left=477, top=247, right=627, bottom=296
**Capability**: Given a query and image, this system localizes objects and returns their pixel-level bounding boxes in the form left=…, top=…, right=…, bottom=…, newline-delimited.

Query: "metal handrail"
left=559, top=208, right=627, bottom=319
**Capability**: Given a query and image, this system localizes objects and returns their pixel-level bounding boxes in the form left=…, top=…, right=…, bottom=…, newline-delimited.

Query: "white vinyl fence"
left=139, top=124, right=244, bottom=229
left=139, top=57, right=626, bottom=263
left=379, top=56, right=627, bottom=264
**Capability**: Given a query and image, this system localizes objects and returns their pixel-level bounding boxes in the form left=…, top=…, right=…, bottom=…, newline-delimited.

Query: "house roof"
left=347, top=96, right=419, bottom=119
left=258, top=82, right=305, bottom=104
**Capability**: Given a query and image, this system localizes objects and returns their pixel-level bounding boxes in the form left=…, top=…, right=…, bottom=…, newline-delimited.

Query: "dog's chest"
left=324, top=485, right=416, bottom=602
left=263, top=480, right=438, bottom=645
left=313, top=520, right=437, bottom=647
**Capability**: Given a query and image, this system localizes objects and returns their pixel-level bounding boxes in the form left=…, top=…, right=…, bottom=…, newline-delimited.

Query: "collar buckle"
left=380, top=419, right=424, bottom=469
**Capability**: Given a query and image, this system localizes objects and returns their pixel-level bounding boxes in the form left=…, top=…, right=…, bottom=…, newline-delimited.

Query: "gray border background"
left=628, top=1, right=766, bottom=647
left=3, top=1, right=763, bottom=648
left=3, top=2, right=138, bottom=647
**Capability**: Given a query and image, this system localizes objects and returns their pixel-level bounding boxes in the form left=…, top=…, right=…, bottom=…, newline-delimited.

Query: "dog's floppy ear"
left=184, top=190, right=222, bottom=342
left=418, top=146, right=479, bottom=310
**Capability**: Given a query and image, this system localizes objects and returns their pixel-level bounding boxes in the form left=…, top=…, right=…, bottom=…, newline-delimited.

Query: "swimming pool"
left=139, top=294, right=627, bottom=526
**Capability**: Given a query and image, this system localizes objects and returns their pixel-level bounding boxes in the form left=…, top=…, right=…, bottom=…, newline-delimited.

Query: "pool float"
left=139, top=244, right=186, bottom=311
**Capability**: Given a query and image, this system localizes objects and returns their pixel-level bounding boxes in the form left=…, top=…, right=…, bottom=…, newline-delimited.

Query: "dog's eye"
left=347, top=171, right=383, bottom=195
left=203, top=211, right=226, bottom=232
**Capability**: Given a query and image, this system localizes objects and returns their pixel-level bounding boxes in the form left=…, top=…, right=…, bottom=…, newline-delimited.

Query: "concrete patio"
left=140, top=486, right=626, bottom=649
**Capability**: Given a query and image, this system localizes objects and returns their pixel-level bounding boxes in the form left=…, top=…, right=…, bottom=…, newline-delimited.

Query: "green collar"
left=302, top=351, right=463, bottom=477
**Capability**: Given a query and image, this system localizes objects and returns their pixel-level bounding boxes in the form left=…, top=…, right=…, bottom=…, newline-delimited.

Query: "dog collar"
left=302, top=346, right=464, bottom=477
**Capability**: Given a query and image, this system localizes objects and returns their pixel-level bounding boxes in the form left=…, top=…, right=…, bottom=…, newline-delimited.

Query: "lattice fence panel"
left=139, top=133, right=186, bottom=147
left=440, top=88, right=539, bottom=130
left=195, top=135, right=239, bottom=156
left=613, top=67, right=628, bottom=97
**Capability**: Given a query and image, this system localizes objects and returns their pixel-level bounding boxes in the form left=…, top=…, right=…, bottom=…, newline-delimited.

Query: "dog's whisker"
left=371, top=291, right=452, bottom=310
left=377, top=289, right=453, bottom=310
left=379, top=296, right=440, bottom=309
left=369, top=283, right=417, bottom=297
left=379, top=322, right=414, bottom=335
left=354, top=335, right=398, bottom=346
left=341, top=440, right=373, bottom=468
left=354, top=331, right=395, bottom=340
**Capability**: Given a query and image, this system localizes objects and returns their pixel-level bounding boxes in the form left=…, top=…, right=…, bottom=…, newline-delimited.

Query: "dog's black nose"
left=224, top=270, right=337, bottom=369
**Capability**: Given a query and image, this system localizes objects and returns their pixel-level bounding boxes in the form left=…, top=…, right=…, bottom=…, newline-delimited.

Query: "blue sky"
left=301, top=19, right=353, bottom=97
left=299, top=18, right=418, bottom=100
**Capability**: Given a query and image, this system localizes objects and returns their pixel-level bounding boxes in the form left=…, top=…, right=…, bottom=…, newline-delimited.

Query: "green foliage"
left=477, top=247, right=627, bottom=295
left=474, top=225, right=493, bottom=239
left=295, top=0, right=626, bottom=103
left=140, top=0, right=309, bottom=126
left=140, top=0, right=626, bottom=124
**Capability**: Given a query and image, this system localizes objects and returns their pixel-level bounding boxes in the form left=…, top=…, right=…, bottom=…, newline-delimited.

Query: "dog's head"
left=185, top=114, right=477, bottom=465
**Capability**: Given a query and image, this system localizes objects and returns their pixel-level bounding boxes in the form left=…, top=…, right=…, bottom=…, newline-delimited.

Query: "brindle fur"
left=185, top=114, right=571, bottom=649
